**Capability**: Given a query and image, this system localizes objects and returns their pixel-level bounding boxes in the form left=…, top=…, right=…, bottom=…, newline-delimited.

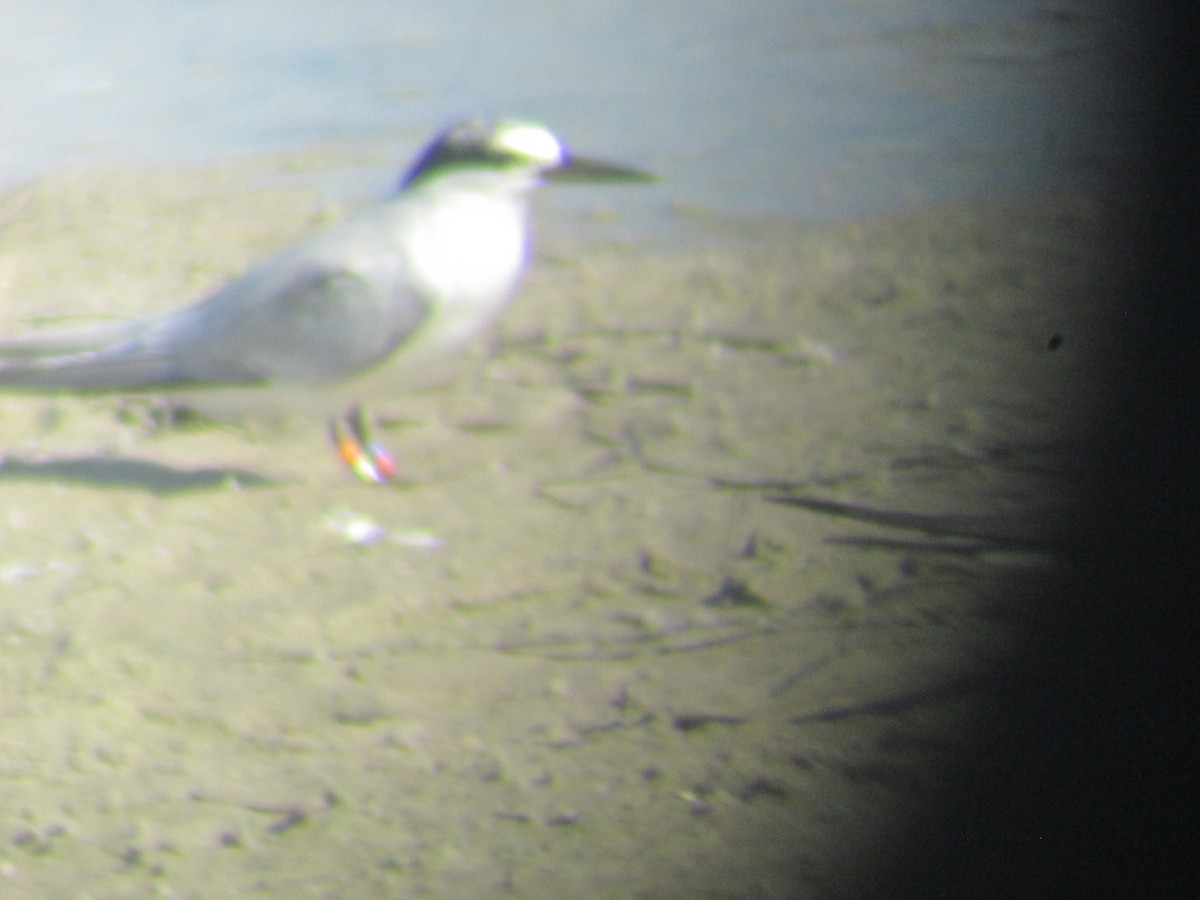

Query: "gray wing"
left=168, top=261, right=431, bottom=386
left=0, top=245, right=431, bottom=392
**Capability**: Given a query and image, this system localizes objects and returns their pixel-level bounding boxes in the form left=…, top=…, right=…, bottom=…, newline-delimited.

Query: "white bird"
left=0, top=119, right=654, bottom=481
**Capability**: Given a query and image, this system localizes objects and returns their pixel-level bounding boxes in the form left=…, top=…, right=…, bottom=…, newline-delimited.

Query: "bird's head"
left=400, top=119, right=655, bottom=193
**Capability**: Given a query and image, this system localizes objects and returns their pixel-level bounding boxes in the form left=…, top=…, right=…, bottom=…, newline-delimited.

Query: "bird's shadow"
left=0, top=455, right=279, bottom=494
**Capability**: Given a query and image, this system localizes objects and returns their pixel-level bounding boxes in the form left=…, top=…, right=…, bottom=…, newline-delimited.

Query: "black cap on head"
left=400, top=119, right=654, bottom=190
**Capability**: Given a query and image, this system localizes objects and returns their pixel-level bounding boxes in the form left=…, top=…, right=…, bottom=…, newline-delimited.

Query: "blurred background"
left=0, top=0, right=1142, bottom=234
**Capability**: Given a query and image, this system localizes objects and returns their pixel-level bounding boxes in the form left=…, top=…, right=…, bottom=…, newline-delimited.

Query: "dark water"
left=0, top=0, right=1143, bottom=232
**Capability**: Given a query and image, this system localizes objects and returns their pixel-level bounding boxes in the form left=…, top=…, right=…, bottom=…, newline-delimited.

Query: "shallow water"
left=1, top=0, right=1140, bottom=230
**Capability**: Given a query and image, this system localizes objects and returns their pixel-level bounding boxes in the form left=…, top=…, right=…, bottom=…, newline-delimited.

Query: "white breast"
left=400, top=185, right=530, bottom=355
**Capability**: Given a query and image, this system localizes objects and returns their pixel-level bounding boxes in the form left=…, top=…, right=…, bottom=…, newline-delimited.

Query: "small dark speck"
left=545, top=811, right=581, bottom=827
left=685, top=791, right=714, bottom=816
left=737, top=778, right=789, bottom=802
left=673, top=713, right=747, bottom=732
left=810, top=592, right=848, bottom=614
left=267, top=809, right=307, bottom=834
left=738, top=531, right=758, bottom=558
left=495, top=810, right=532, bottom=824
left=702, top=576, right=766, bottom=607
left=1047, top=333, right=1063, bottom=351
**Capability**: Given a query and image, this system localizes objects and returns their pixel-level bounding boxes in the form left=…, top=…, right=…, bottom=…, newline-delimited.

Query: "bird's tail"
left=0, top=318, right=181, bottom=391
left=0, top=318, right=141, bottom=358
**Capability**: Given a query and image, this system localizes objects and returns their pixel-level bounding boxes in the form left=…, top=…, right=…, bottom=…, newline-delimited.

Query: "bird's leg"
left=330, top=406, right=397, bottom=484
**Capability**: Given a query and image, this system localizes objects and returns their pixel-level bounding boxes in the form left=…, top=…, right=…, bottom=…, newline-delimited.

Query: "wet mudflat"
left=0, top=163, right=1119, bottom=897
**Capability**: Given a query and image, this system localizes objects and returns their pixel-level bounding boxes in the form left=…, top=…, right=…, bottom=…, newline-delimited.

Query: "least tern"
left=0, top=118, right=654, bottom=482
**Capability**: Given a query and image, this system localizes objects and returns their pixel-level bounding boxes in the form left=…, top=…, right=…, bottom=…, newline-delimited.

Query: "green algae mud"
left=0, top=158, right=1121, bottom=897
